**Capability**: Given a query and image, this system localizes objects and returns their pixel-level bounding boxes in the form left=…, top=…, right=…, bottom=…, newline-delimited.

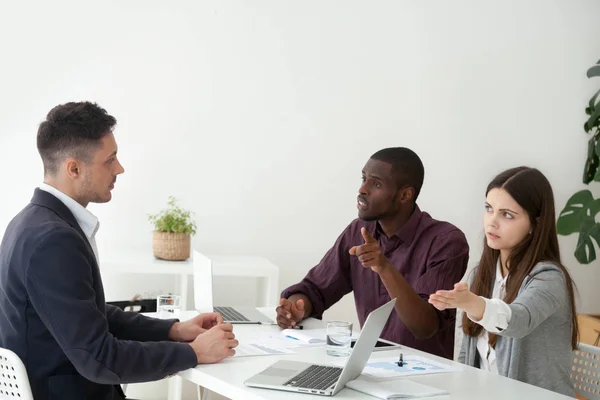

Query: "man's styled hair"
left=37, top=101, right=116, bottom=175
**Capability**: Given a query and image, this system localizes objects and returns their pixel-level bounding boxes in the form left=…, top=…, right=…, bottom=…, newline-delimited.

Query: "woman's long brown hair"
left=462, top=167, right=578, bottom=349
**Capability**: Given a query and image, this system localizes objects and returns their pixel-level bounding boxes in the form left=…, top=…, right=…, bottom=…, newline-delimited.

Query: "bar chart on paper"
left=360, top=355, right=461, bottom=379
left=235, top=342, right=295, bottom=357
left=233, top=332, right=312, bottom=357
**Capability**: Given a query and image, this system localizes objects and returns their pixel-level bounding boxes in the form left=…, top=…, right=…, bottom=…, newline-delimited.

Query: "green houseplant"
left=557, top=59, right=600, bottom=264
left=148, top=196, right=197, bottom=261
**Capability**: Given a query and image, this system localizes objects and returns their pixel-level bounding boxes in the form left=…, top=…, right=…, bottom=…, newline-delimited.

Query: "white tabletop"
left=174, top=308, right=573, bottom=400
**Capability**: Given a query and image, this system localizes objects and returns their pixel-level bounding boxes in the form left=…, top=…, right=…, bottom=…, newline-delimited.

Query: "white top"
left=467, top=261, right=512, bottom=373
left=39, top=183, right=100, bottom=263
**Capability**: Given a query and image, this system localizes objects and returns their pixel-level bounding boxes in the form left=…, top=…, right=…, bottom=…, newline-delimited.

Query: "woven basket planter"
left=152, top=231, right=191, bottom=261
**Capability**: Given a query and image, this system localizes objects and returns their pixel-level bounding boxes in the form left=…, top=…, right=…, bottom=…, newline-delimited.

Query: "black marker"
left=292, top=325, right=304, bottom=330
left=396, top=353, right=404, bottom=367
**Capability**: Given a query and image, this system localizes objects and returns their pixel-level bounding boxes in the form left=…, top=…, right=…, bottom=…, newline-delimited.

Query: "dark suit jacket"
left=0, top=189, right=197, bottom=400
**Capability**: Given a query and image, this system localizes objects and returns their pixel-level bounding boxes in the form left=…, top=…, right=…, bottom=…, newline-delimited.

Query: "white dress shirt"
left=39, top=183, right=100, bottom=263
left=467, top=260, right=512, bottom=373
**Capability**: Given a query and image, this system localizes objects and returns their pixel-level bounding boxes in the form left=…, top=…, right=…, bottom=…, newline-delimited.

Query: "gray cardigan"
left=458, top=262, right=575, bottom=398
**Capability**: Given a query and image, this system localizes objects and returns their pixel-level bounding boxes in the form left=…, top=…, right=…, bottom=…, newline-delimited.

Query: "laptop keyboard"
left=214, top=306, right=250, bottom=322
left=284, top=365, right=342, bottom=390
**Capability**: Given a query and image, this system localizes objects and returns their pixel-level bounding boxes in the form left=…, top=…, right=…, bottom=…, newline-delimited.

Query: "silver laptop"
left=193, top=250, right=274, bottom=324
left=244, top=298, right=396, bottom=396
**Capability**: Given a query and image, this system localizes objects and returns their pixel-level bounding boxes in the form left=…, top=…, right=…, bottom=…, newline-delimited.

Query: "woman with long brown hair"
left=429, top=167, right=577, bottom=396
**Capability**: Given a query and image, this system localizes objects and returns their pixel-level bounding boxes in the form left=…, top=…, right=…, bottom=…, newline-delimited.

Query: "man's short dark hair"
left=37, top=101, right=117, bottom=175
left=370, top=147, right=425, bottom=201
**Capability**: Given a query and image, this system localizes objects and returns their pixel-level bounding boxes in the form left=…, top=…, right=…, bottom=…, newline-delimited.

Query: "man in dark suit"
left=0, top=102, right=239, bottom=400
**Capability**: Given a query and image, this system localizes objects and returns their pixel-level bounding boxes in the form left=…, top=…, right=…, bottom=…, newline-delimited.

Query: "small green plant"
left=148, top=196, right=197, bottom=235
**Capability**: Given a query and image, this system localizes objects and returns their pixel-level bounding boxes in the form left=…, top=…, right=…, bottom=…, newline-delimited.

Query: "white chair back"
left=571, top=343, right=600, bottom=400
left=0, top=348, right=33, bottom=400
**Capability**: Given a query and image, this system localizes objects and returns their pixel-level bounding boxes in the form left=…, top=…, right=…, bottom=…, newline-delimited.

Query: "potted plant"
left=148, top=196, right=197, bottom=261
left=557, top=59, right=600, bottom=264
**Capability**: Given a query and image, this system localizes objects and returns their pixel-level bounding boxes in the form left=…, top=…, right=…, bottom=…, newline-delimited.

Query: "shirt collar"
left=373, top=204, right=423, bottom=245
left=496, top=259, right=508, bottom=285
left=38, top=183, right=99, bottom=240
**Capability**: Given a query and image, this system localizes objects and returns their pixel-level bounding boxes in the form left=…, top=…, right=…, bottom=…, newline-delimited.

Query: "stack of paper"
left=233, top=342, right=295, bottom=357
left=280, top=328, right=328, bottom=344
left=281, top=328, right=359, bottom=345
left=346, top=376, right=448, bottom=399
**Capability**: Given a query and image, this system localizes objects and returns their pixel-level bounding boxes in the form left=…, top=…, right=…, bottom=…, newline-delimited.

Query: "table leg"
left=197, top=385, right=208, bottom=400
left=167, top=375, right=183, bottom=400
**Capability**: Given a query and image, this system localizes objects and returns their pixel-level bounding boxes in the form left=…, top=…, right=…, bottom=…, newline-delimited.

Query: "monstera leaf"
left=574, top=218, right=600, bottom=264
left=588, top=63, right=600, bottom=79
left=557, top=190, right=600, bottom=263
left=584, top=136, right=600, bottom=183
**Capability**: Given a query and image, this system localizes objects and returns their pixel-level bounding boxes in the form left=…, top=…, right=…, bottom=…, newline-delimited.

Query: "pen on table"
left=292, top=325, right=303, bottom=330
left=396, top=353, right=404, bottom=367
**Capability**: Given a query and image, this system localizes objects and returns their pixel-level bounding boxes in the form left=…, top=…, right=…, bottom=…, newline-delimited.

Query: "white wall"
left=1, top=1, right=600, bottom=397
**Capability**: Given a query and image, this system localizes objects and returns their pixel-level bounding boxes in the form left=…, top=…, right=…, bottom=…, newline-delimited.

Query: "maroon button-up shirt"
left=282, top=206, right=469, bottom=359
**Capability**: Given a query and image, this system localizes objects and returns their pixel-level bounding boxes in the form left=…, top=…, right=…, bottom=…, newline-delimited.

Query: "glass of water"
left=326, top=321, right=353, bottom=357
left=157, top=294, right=181, bottom=319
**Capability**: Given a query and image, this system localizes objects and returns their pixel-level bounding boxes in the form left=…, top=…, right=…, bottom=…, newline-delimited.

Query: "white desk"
left=100, top=252, right=280, bottom=310
left=175, top=308, right=573, bottom=400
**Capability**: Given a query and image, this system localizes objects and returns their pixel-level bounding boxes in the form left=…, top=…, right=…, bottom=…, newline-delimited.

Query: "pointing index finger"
left=361, top=227, right=376, bottom=244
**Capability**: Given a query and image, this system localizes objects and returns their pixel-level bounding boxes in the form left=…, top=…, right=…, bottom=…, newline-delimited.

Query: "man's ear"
left=65, top=158, right=80, bottom=179
left=398, top=186, right=415, bottom=204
